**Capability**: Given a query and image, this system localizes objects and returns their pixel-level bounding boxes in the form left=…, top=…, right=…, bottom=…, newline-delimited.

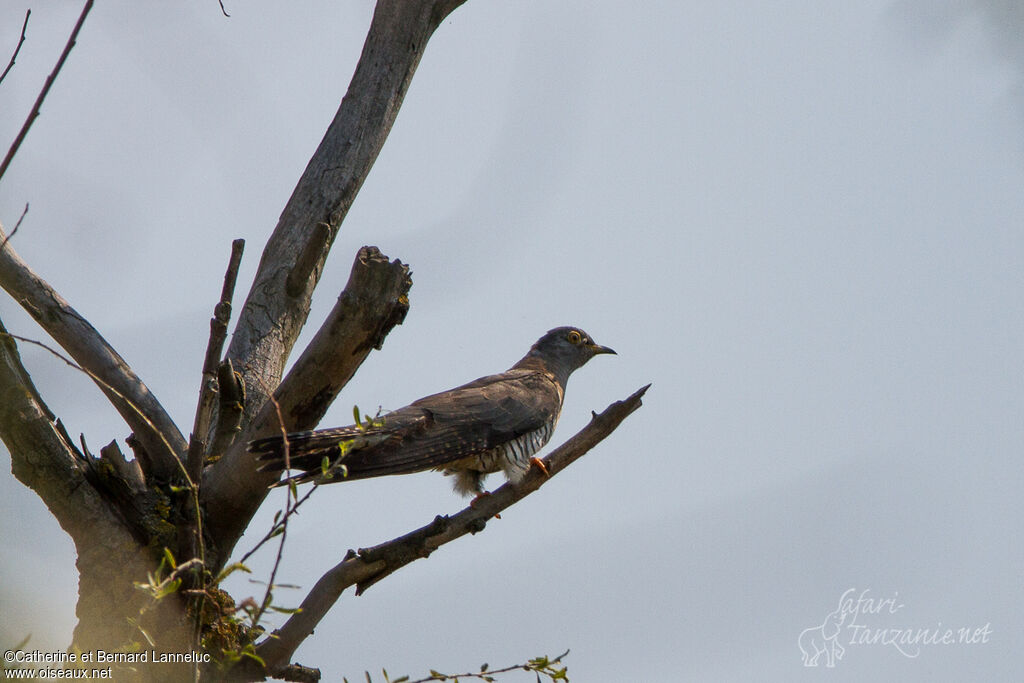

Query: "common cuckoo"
left=250, top=326, right=615, bottom=495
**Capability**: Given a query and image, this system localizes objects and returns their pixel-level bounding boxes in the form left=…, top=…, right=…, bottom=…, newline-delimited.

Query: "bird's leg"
left=530, top=456, right=550, bottom=477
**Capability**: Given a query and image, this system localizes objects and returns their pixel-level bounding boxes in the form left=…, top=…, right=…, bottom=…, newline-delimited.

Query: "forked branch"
left=203, top=246, right=412, bottom=567
left=204, top=0, right=468, bottom=569
left=224, top=0, right=466, bottom=423
left=258, top=245, right=410, bottom=434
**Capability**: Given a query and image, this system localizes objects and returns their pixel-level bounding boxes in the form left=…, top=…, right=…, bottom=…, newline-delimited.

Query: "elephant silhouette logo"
left=798, top=606, right=847, bottom=667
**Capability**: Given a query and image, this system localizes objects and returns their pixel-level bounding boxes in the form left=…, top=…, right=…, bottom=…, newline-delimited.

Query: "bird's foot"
left=530, top=457, right=551, bottom=477
left=470, top=491, right=500, bottom=519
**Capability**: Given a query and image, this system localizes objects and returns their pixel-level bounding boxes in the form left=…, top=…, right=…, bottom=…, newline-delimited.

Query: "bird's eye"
left=567, top=330, right=582, bottom=345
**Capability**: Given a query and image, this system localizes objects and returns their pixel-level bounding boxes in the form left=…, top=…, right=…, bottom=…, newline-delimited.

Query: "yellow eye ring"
left=567, top=330, right=582, bottom=345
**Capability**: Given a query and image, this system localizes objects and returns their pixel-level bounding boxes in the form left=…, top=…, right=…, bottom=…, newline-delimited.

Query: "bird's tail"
left=250, top=427, right=393, bottom=487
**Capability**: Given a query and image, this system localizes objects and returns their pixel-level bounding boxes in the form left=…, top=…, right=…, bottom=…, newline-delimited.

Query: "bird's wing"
left=339, top=369, right=561, bottom=476
left=252, top=369, right=561, bottom=482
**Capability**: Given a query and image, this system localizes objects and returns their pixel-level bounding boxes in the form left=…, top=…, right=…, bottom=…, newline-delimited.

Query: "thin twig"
left=0, top=9, right=30, bottom=86
left=217, top=0, right=231, bottom=18
left=247, top=378, right=294, bottom=631
left=403, top=649, right=570, bottom=683
left=0, top=0, right=94, bottom=184
left=237, top=486, right=316, bottom=566
left=0, top=203, right=28, bottom=253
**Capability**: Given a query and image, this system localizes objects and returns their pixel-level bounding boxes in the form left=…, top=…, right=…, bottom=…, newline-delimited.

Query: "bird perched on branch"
left=250, top=326, right=616, bottom=496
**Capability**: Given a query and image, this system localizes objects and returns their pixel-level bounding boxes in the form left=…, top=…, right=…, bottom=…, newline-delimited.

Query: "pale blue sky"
left=1, top=1, right=1022, bottom=680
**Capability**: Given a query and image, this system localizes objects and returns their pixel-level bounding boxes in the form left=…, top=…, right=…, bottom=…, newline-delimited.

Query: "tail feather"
left=251, top=428, right=393, bottom=476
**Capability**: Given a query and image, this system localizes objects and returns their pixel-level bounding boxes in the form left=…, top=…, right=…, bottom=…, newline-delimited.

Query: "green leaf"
left=268, top=606, right=303, bottom=614
left=321, top=455, right=331, bottom=475
left=127, top=618, right=156, bottom=647
left=215, top=562, right=252, bottom=584
left=162, top=547, right=177, bottom=569
left=155, top=578, right=182, bottom=599
left=353, top=405, right=363, bottom=430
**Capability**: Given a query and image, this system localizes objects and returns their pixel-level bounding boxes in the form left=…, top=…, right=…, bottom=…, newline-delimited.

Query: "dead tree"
left=0, top=2, right=647, bottom=681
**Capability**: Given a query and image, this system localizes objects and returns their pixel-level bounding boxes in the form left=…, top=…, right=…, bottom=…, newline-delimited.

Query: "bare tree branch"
left=0, top=10, right=30, bottom=86
left=248, top=385, right=650, bottom=676
left=0, top=321, right=77, bottom=498
left=0, top=221, right=187, bottom=479
left=0, top=314, right=186, bottom=652
left=0, top=0, right=93, bottom=184
left=188, top=238, right=246, bottom=481
left=204, top=0, right=467, bottom=566
left=272, top=663, right=319, bottom=683
left=220, top=0, right=465, bottom=451
left=271, top=246, right=410, bottom=433
left=204, top=246, right=411, bottom=567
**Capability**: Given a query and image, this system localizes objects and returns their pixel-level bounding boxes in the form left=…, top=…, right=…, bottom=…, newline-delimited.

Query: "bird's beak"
left=590, top=343, right=616, bottom=356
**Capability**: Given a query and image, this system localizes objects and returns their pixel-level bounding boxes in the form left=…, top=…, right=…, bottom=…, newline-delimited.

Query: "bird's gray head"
left=514, top=326, right=616, bottom=385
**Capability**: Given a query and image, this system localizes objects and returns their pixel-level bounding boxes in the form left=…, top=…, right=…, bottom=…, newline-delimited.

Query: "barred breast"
left=443, top=418, right=557, bottom=495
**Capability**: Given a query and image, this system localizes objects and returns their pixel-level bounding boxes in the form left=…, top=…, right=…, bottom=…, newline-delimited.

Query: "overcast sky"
left=1, top=1, right=1022, bottom=681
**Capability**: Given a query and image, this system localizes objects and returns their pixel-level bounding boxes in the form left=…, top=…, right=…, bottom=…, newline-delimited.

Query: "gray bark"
left=0, top=226, right=186, bottom=480
left=201, top=0, right=466, bottom=570
left=0, top=317, right=191, bottom=680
